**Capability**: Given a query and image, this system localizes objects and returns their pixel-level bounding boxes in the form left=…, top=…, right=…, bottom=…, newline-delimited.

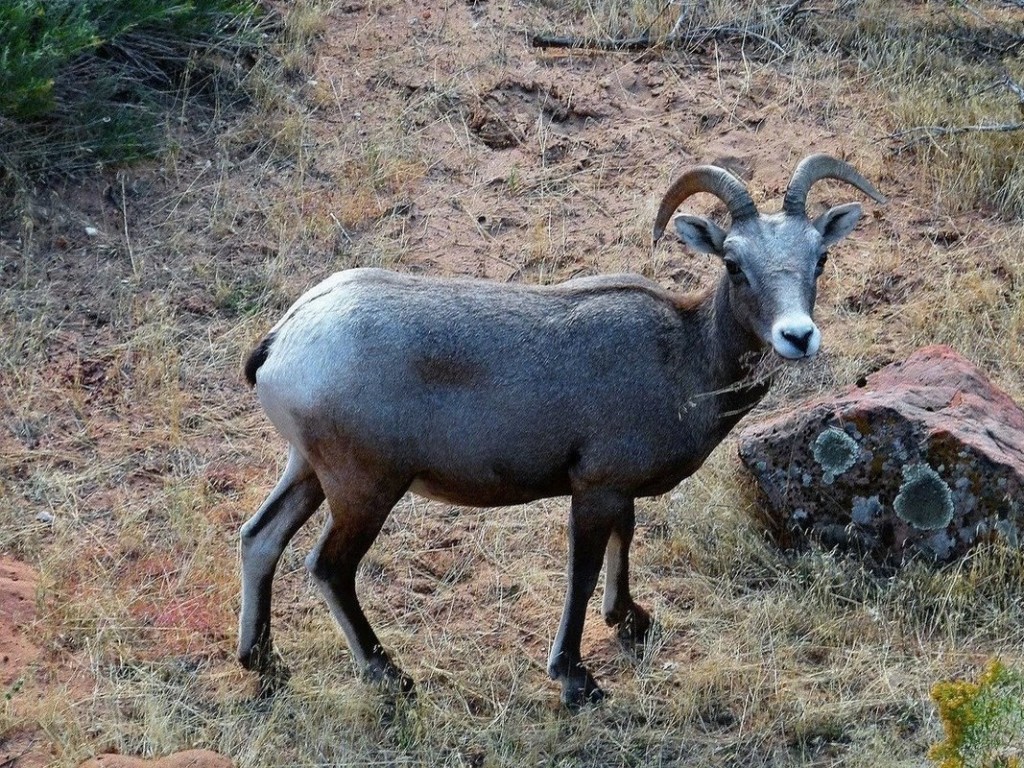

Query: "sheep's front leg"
left=238, top=447, right=324, bottom=693
left=601, top=501, right=652, bottom=646
left=547, top=489, right=625, bottom=708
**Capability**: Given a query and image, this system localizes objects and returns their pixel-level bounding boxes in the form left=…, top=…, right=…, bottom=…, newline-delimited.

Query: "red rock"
left=737, top=345, right=1024, bottom=565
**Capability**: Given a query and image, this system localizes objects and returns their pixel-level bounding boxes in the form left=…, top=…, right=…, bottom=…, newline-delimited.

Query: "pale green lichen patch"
left=995, top=519, right=1019, bottom=546
left=851, top=495, right=882, bottom=525
left=923, top=530, right=955, bottom=559
left=812, top=427, right=860, bottom=484
left=893, top=463, right=954, bottom=531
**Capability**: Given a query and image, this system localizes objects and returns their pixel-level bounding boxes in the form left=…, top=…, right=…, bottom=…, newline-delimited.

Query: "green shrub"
left=0, top=0, right=261, bottom=182
left=0, top=3, right=98, bottom=120
left=929, top=659, right=1024, bottom=768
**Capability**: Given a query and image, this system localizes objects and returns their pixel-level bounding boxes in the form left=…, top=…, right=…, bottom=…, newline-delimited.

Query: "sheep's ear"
left=673, top=214, right=727, bottom=256
left=814, top=202, right=862, bottom=248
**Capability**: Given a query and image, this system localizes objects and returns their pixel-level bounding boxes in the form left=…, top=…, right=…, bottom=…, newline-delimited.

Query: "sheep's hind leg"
left=601, top=500, right=652, bottom=646
left=238, top=446, right=325, bottom=693
left=305, top=471, right=412, bottom=694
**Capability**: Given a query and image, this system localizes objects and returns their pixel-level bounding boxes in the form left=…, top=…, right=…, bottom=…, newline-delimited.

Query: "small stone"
left=85, top=226, right=99, bottom=237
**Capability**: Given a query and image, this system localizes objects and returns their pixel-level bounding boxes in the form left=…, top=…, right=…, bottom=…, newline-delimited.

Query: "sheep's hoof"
left=559, top=665, right=606, bottom=710
left=238, top=634, right=272, bottom=672
left=615, top=604, right=653, bottom=647
left=605, top=603, right=653, bottom=647
left=364, top=657, right=415, bottom=697
left=240, top=638, right=291, bottom=698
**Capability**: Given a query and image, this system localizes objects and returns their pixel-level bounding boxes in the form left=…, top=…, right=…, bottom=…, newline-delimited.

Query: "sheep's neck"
left=701, top=276, right=773, bottom=434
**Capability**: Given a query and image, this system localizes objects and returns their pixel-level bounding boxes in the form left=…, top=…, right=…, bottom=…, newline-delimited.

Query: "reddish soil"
left=0, top=559, right=49, bottom=768
left=77, top=751, right=232, bottom=768
left=0, top=558, right=233, bottom=767
left=0, top=559, right=39, bottom=690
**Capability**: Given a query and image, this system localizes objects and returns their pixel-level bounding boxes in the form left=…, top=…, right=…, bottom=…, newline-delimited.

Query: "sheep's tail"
left=243, top=332, right=276, bottom=388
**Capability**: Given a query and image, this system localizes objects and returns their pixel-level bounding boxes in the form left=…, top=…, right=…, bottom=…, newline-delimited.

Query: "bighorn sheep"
left=238, top=154, right=885, bottom=707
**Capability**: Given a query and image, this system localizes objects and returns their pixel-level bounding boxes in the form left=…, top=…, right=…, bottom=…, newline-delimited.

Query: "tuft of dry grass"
left=828, top=0, right=1024, bottom=218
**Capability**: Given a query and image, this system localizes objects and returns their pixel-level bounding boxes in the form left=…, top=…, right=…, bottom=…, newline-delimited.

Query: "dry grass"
left=3, top=1, right=1024, bottom=767
left=833, top=0, right=1024, bottom=218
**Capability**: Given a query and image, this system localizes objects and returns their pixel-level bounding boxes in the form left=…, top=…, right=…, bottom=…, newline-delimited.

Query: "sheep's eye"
left=815, top=254, right=828, bottom=277
left=724, top=258, right=742, bottom=277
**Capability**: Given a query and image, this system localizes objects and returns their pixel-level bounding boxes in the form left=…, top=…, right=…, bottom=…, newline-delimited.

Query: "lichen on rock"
left=995, top=519, right=1019, bottom=546
left=812, top=426, right=860, bottom=484
left=738, top=346, right=1024, bottom=566
left=893, top=463, right=954, bottom=531
left=851, top=495, right=882, bottom=525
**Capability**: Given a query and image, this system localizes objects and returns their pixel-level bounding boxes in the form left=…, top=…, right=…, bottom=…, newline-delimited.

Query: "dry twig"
left=887, top=121, right=1024, bottom=151
left=531, top=0, right=810, bottom=55
left=888, top=75, right=1024, bottom=149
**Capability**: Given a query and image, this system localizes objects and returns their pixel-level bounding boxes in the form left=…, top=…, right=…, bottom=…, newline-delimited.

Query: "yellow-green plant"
left=929, top=659, right=1024, bottom=768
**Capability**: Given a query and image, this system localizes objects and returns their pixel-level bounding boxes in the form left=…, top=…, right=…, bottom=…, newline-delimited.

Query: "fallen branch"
left=529, top=33, right=655, bottom=52
left=531, top=0, right=810, bottom=55
left=532, top=23, right=788, bottom=55
left=887, top=121, right=1024, bottom=150
left=1000, top=73, right=1024, bottom=109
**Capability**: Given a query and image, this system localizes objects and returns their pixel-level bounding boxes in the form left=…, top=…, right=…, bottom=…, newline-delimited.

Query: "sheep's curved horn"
left=652, top=166, right=758, bottom=243
left=783, top=154, right=887, bottom=217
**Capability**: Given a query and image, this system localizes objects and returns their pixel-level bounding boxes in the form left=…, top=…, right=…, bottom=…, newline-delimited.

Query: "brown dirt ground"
left=78, top=751, right=232, bottom=768
left=0, top=560, right=48, bottom=768
left=0, top=558, right=234, bottom=767
left=79, top=753, right=232, bottom=768
left=0, top=559, right=39, bottom=692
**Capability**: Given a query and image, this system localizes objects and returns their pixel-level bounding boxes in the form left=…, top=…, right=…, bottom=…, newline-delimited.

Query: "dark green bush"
left=0, top=0, right=261, bottom=182
left=0, top=3, right=97, bottom=120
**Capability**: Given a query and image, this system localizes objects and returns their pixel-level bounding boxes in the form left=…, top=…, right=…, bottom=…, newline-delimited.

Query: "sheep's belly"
left=407, top=473, right=570, bottom=508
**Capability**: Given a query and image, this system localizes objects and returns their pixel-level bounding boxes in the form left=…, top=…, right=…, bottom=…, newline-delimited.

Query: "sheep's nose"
left=782, top=327, right=814, bottom=353
left=771, top=317, right=820, bottom=359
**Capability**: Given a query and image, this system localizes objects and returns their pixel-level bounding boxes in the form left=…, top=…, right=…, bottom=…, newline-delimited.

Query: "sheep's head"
left=653, top=154, right=886, bottom=360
